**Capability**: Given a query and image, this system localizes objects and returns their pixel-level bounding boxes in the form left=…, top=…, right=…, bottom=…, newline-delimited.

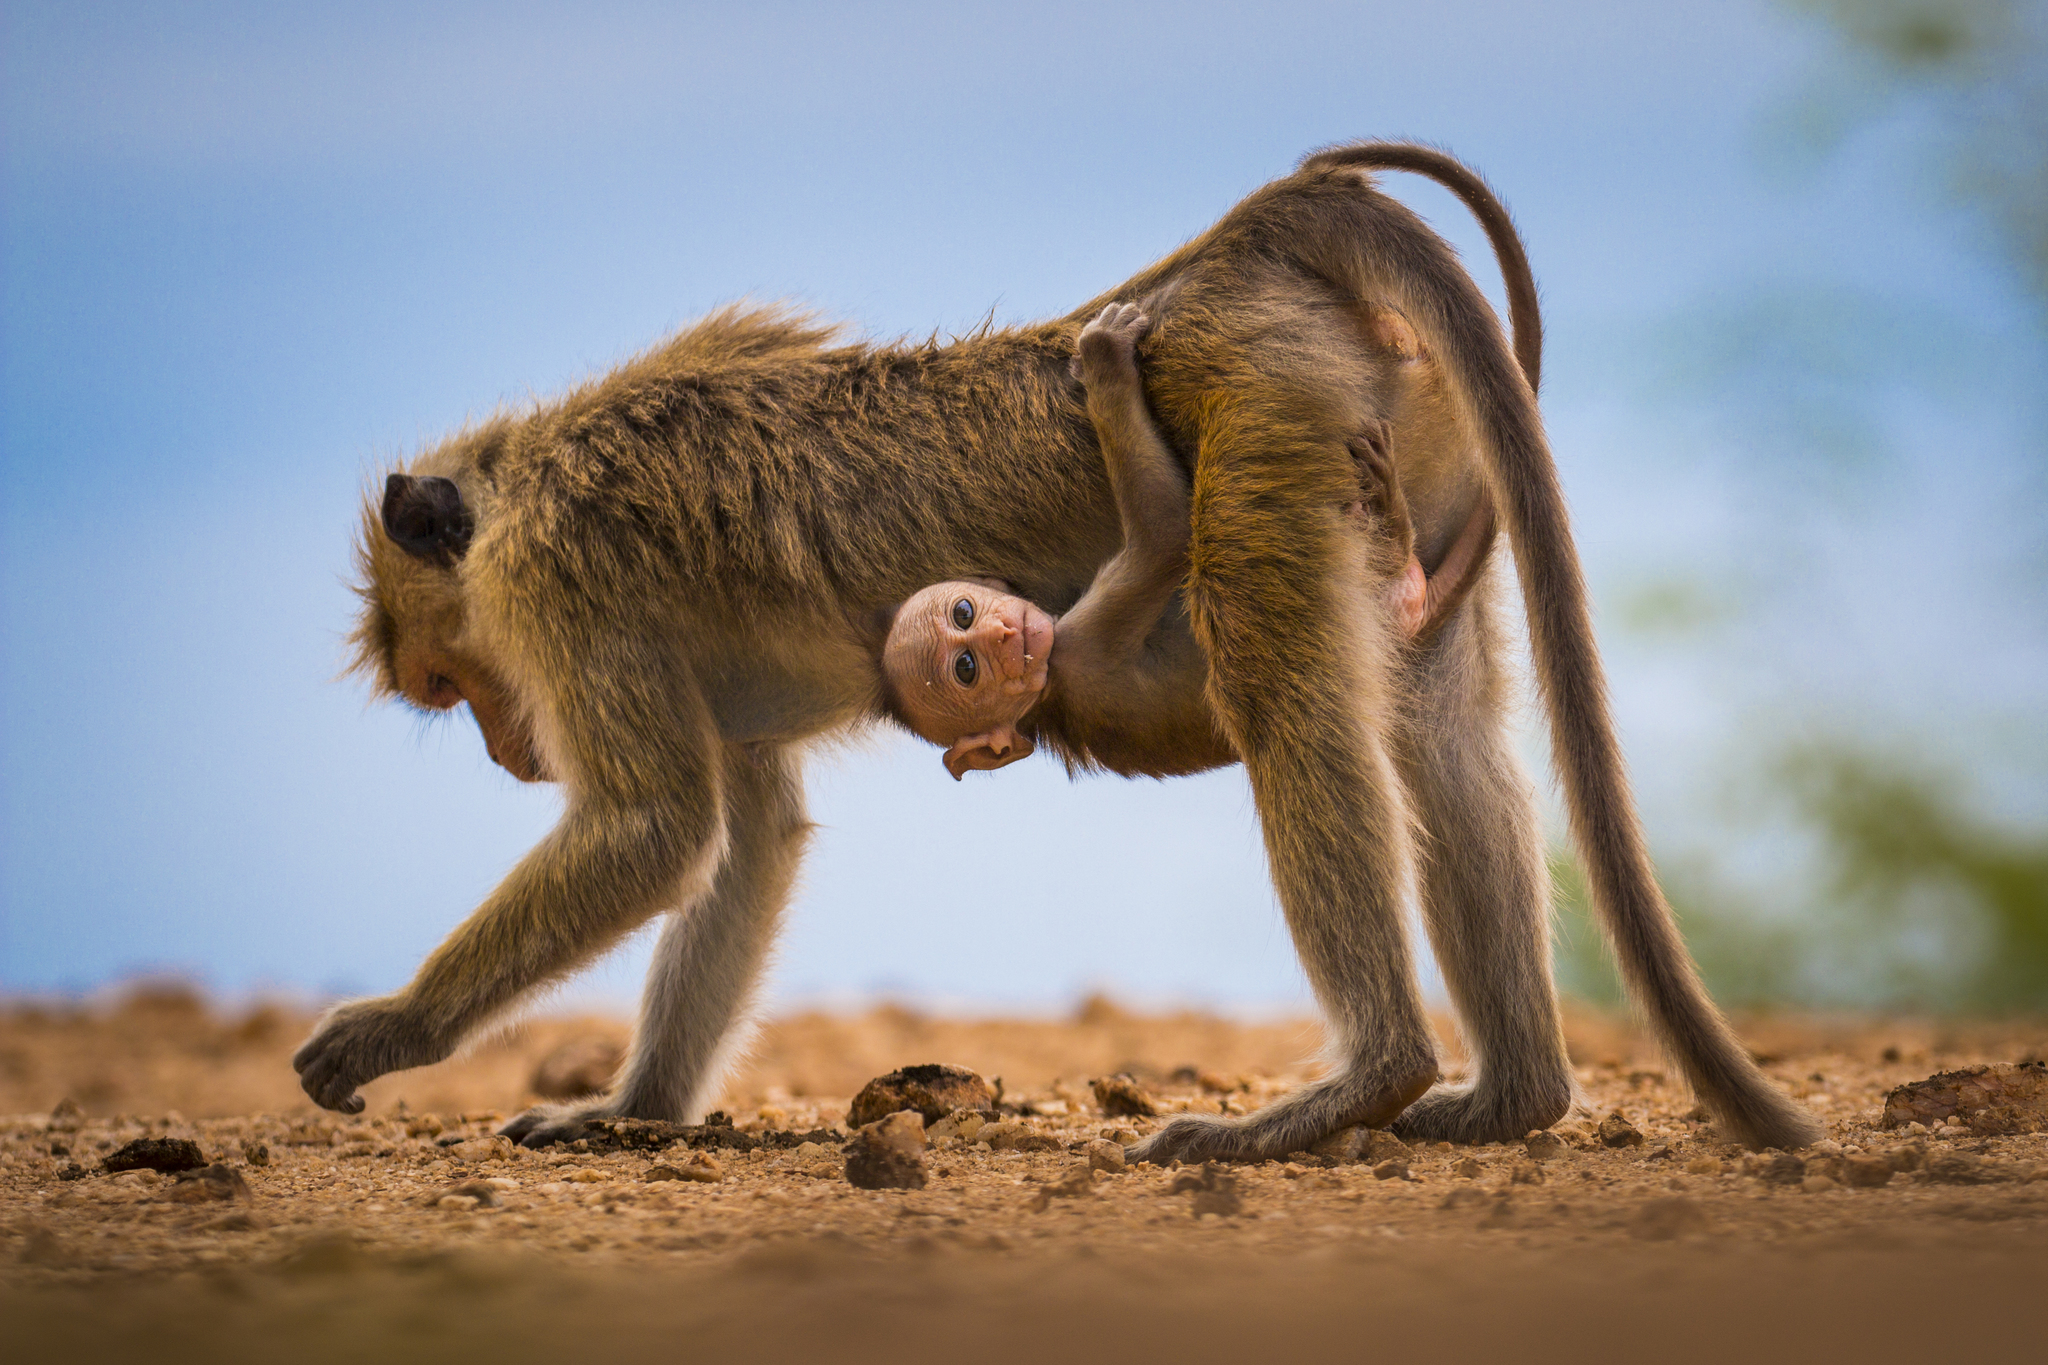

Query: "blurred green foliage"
left=1550, top=1, right=2048, bottom=1017
left=1553, top=745, right=2048, bottom=1013
left=1780, top=0, right=2048, bottom=308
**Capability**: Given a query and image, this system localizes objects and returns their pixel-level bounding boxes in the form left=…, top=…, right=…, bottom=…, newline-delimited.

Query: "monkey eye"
left=953, top=651, right=978, bottom=686
left=951, top=597, right=975, bottom=630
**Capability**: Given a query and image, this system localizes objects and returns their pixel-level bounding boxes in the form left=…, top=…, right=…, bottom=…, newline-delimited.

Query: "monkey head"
left=351, top=468, right=551, bottom=783
left=881, top=580, right=1054, bottom=780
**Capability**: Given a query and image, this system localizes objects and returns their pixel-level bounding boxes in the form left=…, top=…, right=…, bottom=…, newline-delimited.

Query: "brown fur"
left=298, top=143, right=1818, bottom=1155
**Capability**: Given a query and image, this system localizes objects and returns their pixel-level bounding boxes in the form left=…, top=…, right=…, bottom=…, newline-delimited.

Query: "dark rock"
left=1882, top=1062, right=2048, bottom=1135
left=1842, top=1154, right=1894, bottom=1188
left=845, top=1111, right=927, bottom=1191
left=103, top=1137, right=206, bottom=1175
left=1597, top=1113, right=1645, bottom=1148
left=529, top=1036, right=625, bottom=1101
left=1090, top=1074, right=1158, bottom=1118
left=849, top=1064, right=994, bottom=1128
left=1923, top=1151, right=2017, bottom=1185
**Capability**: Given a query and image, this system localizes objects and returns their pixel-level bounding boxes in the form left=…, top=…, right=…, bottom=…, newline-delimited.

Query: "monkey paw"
left=500, top=1101, right=621, bottom=1149
left=291, top=996, right=446, bottom=1115
left=1389, top=1080, right=1572, bottom=1146
left=1073, top=302, right=1150, bottom=383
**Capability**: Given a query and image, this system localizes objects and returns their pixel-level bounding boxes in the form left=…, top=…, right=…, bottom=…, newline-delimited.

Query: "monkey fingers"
left=290, top=996, right=447, bottom=1115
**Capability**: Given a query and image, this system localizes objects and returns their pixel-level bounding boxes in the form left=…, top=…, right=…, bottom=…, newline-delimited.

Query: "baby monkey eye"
left=953, top=651, right=978, bottom=686
left=951, top=597, right=975, bottom=630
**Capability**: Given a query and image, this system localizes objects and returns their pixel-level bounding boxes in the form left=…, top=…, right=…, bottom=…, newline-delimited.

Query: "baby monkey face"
left=884, top=580, right=1054, bottom=746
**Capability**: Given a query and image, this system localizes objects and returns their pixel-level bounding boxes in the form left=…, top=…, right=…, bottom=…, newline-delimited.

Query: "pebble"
left=1842, top=1155, right=1894, bottom=1188
left=1090, top=1074, right=1158, bottom=1118
left=564, top=1168, right=609, bottom=1184
left=103, top=1137, right=207, bottom=1175
left=1084, top=1139, right=1127, bottom=1174
left=1524, top=1131, right=1569, bottom=1162
left=1452, top=1157, right=1484, bottom=1179
left=845, top=1110, right=928, bottom=1191
left=445, top=1137, right=514, bottom=1163
left=848, top=1065, right=993, bottom=1128
left=1370, top=1158, right=1412, bottom=1181
left=167, top=1164, right=252, bottom=1204
left=645, top=1158, right=722, bottom=1183
left=1597, top=1114, right=1645, bottom=1149
left=1685, top=1156, right=1724, bottom=1176
left=1800, top=1174, right=1841, bottom=1194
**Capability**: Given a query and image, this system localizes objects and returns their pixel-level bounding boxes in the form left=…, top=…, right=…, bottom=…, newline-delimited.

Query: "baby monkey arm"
left=1048, top=304, right=1196, bottom=715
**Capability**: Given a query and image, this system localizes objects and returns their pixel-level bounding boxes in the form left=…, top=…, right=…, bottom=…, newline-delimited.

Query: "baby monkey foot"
left=1073, top=301, right=1150, bottom=385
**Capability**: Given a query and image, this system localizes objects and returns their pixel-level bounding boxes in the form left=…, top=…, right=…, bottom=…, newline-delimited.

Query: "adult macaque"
left=298, top=142, right=1819, bottom=1158
left=883, top=302, right=1435, bottom=779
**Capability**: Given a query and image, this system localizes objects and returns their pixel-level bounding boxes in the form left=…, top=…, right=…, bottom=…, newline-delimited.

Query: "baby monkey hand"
left=1073, top=302, right=1150, bottom=385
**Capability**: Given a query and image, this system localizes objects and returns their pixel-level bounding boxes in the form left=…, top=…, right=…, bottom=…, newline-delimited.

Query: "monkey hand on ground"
left=291, top=995, right=451, bottom=1115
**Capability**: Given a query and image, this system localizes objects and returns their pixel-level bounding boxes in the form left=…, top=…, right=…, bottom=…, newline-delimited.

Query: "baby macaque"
left=882, top=302, right=1429, bottom=779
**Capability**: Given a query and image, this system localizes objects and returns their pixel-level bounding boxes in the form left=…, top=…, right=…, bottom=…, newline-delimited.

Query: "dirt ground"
left=5, top=988, right=2047, bottom=1364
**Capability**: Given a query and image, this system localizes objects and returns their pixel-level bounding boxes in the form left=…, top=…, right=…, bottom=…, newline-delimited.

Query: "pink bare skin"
left=883, top=580, right=1056, bottom=779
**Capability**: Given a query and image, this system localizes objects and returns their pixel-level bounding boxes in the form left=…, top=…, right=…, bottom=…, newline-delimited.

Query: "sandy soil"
left=4, top=989, right=2046, bottom=1363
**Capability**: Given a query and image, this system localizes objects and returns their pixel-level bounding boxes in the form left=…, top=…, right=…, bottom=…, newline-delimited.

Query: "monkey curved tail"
left=1301, top=141, right=1822, bottom=1152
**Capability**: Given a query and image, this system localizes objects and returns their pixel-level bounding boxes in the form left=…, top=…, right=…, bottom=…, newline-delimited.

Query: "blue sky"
left=3, top=1, right=2041, bottom=1011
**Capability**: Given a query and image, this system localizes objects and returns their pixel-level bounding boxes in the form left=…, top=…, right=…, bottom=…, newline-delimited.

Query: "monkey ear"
left=381, top=474, right=474, bottom=566
left=942, top=726, right=1035, bottom=781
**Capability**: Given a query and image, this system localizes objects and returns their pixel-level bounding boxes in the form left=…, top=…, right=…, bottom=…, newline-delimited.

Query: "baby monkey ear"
left=382, top=474, right=474, bottom=566
left=942, top=725, right=1035, bottom=781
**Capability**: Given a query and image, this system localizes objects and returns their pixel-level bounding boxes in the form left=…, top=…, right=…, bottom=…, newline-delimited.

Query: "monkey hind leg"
left=502, top=745, right=810, bottom=1147
left=1388, top=593, right=1574, bottom=1144
left=1130, top=416, right=1438, bottom=1166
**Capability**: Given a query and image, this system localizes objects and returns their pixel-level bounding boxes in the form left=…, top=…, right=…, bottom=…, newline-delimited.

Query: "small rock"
left=1631, top=1196, right=1709, bottom=1241
left=645, top=1157, right=722, bottom=1183
left=978, top=1120, right=1028, bottom=1150
left=848, top=1064, right=994, bottom=1128
left=1841, top=1155, right=1894, bottom=1188
left=200, top=1211, right=263, bottom=1233
left=55, top=1163, right=88, bottom=1182
left=530, top=1037, right=625, bottom=1101
left=168, top=1164, right=252, bottom=1204
left=926, top=1110, right=988, bottom=1142
left=1881, top=1062, right=2048, bottom=1135
left=563, top=1167, right=609, bottom=1184
left=1441, top=1186, right=1490, bottom=1210
left=1597, top=1113, right=1645, bottom=1149
left=1685, top=1156, right=1724, bottom=1176
left=1370, top=1158, right=1411, bottom=1181
left=49, top=1098, right=85, bottom=1130
left=1510, top=1160, right=1545, bottom=1186
left=1922, top=1151, right=2016, bottom=1186
left=103, top=1137, right=207, bottom=1175
left=1452, top=1157, right=1484, bottom=1179
left=1800, top=1174, right=1840, bottom=1195
left=1090, top=1074, right=1158, bottom=1118
left=1084, top=1139, right=1127, bottom=1174
left=419, top=1178, right=498, bottom=1208
left=405, top=1114, right=445, bottom=1139
left=445, top=1137, right=513, bottom=1163
left=1361, top=1130, right=1411, bottom=1164
left=241, top=1141, right=270, bottom=1168
left=845, top=1111, right=927, bottom=1191
left=1746, top=1152, right=1806, bottom=1186
left=1029, top=1166, right=1098, bottom=1211
left=1524, top=1131, right=1569, bottom=1162
left=1167, top=1163, right=1243, bottom=1218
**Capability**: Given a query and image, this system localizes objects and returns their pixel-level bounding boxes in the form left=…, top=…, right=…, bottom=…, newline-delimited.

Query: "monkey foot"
left=1388, top=1078, right=1573, bottom=1146
left=500, top=1102, right=624, bottom=1149
left=1128, top=1066, right=1436, bottom=1166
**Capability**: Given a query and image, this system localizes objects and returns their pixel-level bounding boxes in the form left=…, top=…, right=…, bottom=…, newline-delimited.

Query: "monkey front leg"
left=292, top=787, right=726, bottom=1114
left=500, top=745, right=809, bottom=1147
